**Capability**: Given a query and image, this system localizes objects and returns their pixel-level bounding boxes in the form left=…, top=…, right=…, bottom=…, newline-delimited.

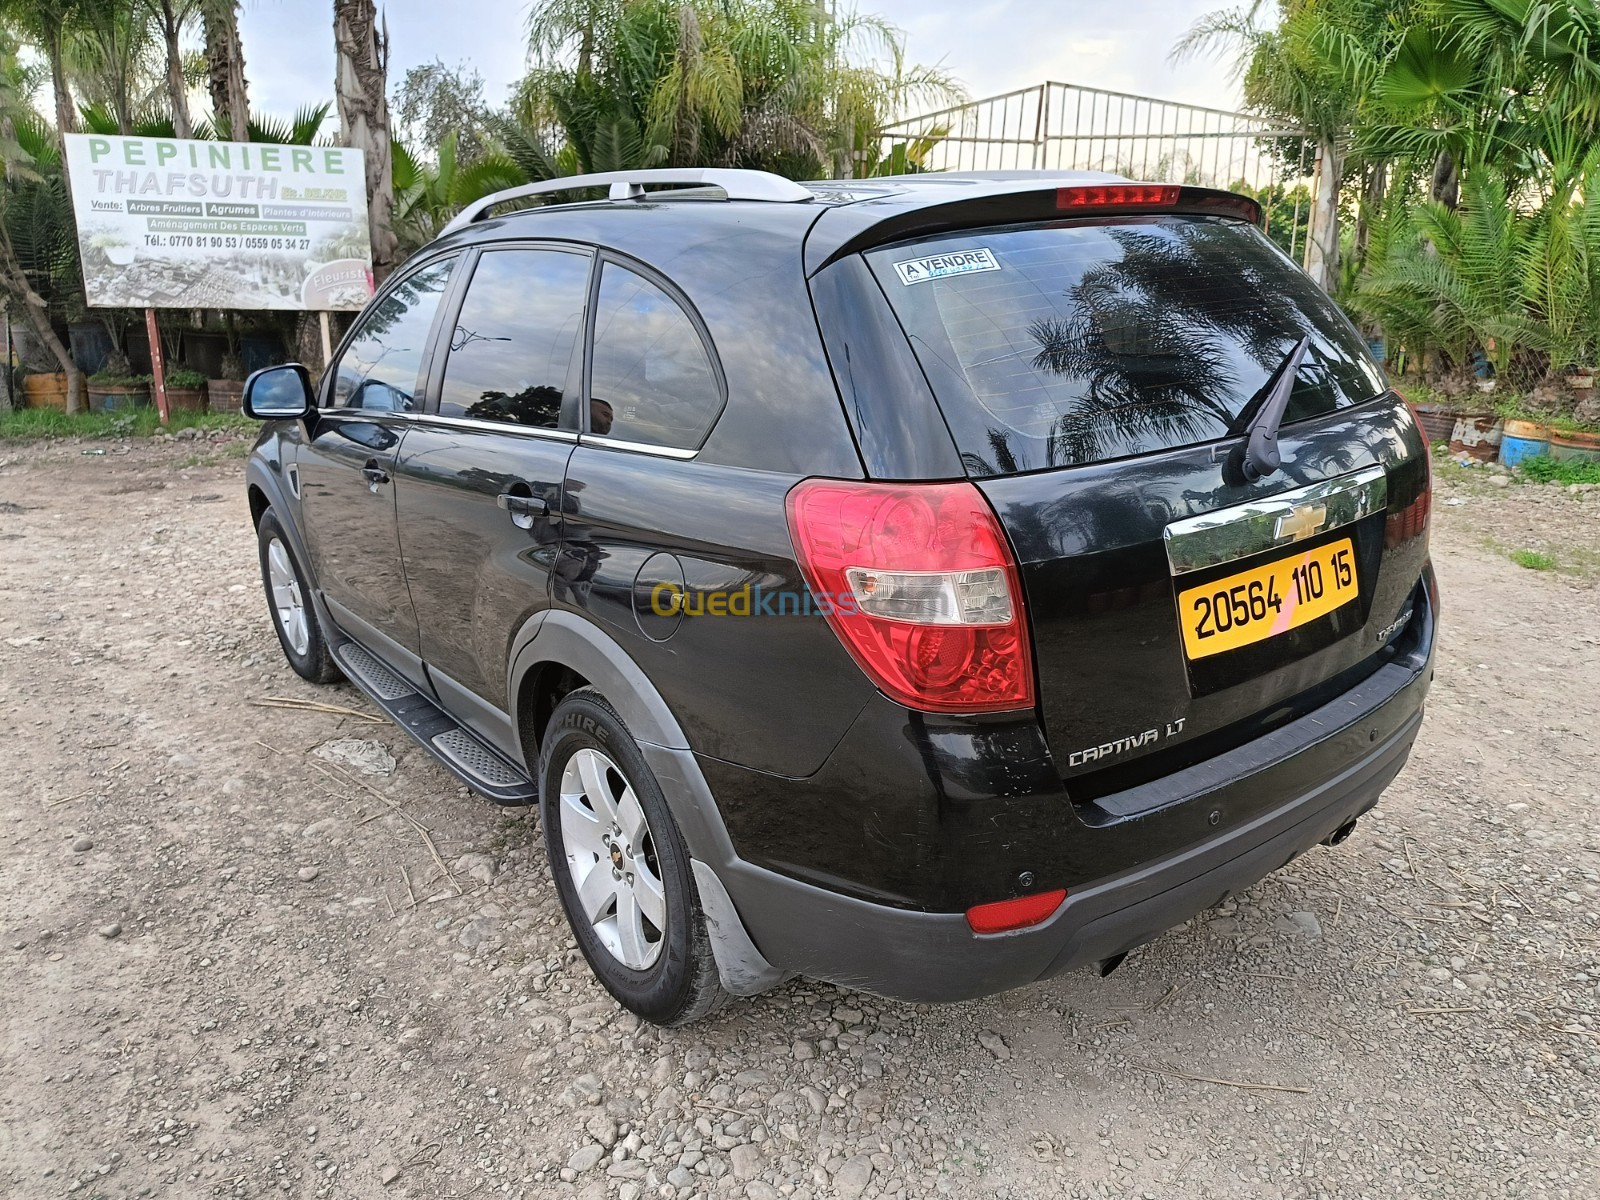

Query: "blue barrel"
left=1500, top=420, right=1549, bottom=468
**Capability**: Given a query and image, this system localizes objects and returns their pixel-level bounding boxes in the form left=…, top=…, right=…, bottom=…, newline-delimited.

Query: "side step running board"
left=332, top=641, right=538, bottom=805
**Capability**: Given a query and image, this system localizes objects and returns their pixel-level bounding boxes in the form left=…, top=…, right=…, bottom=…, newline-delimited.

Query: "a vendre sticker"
left=893, top=247, right=1001, bottom=285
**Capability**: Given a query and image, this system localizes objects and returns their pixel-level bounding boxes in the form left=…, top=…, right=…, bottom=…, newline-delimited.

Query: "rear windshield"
left=867, top=216, right=1387, bottom=476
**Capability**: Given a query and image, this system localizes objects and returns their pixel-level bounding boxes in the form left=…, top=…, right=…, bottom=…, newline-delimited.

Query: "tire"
left=256, top=509, right=340, bottom=685
left=539, top=688, right=726, bottom=1026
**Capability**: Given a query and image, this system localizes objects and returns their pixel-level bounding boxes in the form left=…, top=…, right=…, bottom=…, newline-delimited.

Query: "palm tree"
left=1357, top=168, right=1532, bottom=377
left=515, top=0, right=960, bottom=181
left=391, top=130, right=526, bottom=253
left=0, top=0, right=94, bottom=174
left=334, top=0, right=397, bottom=283
left=1328, top=0, right=1600, bottom=208
left=1172, top=0, right=1390, bottom=290
left=201, top=0, right=249, bottom=138
left=137, top=0, right=200, bottom=137
left=69, top=0, right=164, bottom=134
left=0, top=32, right=83, bottom=412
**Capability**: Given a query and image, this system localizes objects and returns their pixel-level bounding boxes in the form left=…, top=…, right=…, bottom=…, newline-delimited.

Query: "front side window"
left=438, top=248, right=591, bottom=428
left=329, top=256, right=456, bottom=412
left=588, top=262, right=722, bottom=449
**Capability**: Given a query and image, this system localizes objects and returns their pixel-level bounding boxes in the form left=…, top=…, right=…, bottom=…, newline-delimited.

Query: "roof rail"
left=440, top=168, right=814, bottom=236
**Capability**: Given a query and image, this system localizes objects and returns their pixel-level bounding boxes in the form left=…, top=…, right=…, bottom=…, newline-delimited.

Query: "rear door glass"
left=438, top=247, right=590, bottom=428
left=587, top=262, right=722, bottom=449
left=867, top=216, right=1386, bottom=476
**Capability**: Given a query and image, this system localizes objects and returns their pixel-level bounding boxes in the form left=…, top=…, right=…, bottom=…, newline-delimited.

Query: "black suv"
left=243, top=168, right=1436, bottom=1025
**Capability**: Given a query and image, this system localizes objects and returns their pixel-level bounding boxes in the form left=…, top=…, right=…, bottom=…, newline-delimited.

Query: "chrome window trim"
left=389, top=411, right=579, bottom=442
left=1163, top=465, right=1387, bottom=575
left=580, top=433, right=698, bottom=460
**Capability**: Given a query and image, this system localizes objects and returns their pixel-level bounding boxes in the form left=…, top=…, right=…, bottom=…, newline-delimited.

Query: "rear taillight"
left=966, top=889, right=1067, bottom=934
left=1389, top=401, right=1434, bottom=549
left=785, top=480, right=1034, bottom=713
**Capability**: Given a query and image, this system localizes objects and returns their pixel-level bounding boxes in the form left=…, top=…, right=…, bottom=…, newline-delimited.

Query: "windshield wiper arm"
left=1229, top=336, right=1311, bottom=483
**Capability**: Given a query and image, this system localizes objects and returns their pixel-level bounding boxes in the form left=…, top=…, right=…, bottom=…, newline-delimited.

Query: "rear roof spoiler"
left=802, top=182, right=1263, bottom=276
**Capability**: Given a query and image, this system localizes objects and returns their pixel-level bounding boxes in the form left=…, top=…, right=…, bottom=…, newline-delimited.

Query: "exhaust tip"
left=1097, top=951, right=1129, bottom=978
left=1322, top=818, right=1358, bottom=847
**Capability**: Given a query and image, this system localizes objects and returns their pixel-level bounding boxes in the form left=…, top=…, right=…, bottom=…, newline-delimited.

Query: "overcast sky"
left=239, top=0, right=1244, bottom=127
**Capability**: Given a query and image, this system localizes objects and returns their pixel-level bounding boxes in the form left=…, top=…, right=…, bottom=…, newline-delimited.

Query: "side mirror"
left=242, top=364, right=315, bottom=420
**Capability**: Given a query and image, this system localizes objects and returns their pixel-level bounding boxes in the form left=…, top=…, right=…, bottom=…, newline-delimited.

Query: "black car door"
left=296, top=254, right=460, bottom=683
left=392, top=244, right=591, bottom=758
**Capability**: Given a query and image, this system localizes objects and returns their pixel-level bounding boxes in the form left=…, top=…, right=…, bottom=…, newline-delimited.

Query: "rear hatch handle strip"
left=1162, top=465, right=1387, bottom=575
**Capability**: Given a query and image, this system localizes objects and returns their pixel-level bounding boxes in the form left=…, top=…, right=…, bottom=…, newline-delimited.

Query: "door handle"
left=496, top=491, right=548, bottom=529
left=360, top=463, right=390, bottom=491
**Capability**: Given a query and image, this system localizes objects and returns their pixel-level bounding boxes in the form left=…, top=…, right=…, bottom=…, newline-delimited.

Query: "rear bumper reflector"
left=966, top=889, right=1068, bottom=934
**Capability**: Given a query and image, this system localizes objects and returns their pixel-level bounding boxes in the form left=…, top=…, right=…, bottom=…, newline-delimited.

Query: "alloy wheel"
left=265, top=536, right=310, bottom=657
left=558, top=747, right=667, bottom=970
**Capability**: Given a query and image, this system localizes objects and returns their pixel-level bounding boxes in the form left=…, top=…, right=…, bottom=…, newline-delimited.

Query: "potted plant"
left=1548, top=414, right=1600, bottom=463
left=163, top=366, right=209, bottom=413
left=87, top=370, right=152, bottom=412
left=206, top=315, right=248, bottom=413
left=20, top=368, right=70, bottom=411
left=1394, top=379, right=1467, bottom=445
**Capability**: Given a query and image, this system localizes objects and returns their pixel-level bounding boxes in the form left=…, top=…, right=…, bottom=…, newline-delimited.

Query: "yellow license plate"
left=1178, top=537, right=1358, bottom=660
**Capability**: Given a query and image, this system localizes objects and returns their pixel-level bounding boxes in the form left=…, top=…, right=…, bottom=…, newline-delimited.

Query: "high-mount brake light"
left=1057, top=184, right=1180, bottom=209
left=785, top=480, right=1035, bottom=714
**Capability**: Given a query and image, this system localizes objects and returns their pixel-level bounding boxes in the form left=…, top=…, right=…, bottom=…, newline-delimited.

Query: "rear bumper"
left=677, top=633, right=1431, bottom=1003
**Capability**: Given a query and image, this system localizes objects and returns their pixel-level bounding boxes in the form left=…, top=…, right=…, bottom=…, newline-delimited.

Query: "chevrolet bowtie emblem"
left=1275, top=503, right=1329, bottom=542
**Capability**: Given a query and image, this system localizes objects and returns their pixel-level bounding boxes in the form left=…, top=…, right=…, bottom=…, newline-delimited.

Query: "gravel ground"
left=1, top=437, right=1597, bottom=1200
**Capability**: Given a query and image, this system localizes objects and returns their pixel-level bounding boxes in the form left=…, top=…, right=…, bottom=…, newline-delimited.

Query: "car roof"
left=422, top=169, right=1257, bottom=280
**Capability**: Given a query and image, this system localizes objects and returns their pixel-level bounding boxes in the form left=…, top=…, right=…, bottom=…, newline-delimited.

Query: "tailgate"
left=858, top=206, right=1432, bottom=792
left=980, top=400, right=1431, bottom=793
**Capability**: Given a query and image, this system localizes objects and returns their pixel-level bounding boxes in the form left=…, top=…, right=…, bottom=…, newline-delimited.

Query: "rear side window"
left=330, top=256, right=456, bottom=412
left=438, top=248, right=590, bottom=428
left=868, top=217, right=1386, bottom=476
left=588, top=262, right=722, bottom=449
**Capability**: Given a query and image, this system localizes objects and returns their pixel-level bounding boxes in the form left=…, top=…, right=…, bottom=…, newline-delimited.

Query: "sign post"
left=59, top=134, right=374, bottom=393
left=145, top=308, right=170, bottom=425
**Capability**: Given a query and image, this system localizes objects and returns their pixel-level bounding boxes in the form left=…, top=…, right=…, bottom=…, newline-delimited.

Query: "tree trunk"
left=203, top=1, right=250, bottom=139
left=161, top=1, right=194, bottom=139
left=42, top=27, right=85, bottom=385
left=1, top=228, right=82, bottom=414
left=334, top=0, right=398, bottom=284
left=45, top=31, right=76, bottom=179
left=1352, top=159, right=1386, bottom=276
left=1430, top=150, right=1458, bottom=209
left=1304, top=138, right=1342, bottom=292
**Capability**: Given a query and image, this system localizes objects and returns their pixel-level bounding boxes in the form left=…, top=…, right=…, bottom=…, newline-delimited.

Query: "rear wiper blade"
left=1229, top=335, right=1311, bottom=483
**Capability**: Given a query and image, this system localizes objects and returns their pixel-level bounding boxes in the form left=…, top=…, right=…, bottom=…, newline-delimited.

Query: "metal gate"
left=877, top=81, right=1320, bottom=263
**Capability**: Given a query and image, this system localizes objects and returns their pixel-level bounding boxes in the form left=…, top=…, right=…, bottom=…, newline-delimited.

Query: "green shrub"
left=87, top=371, right=152, bottom=387
left=1508, top=549, right=1558, bottom=571
left=1516, top=455, right=1600, bottom=485
left=0, top=408, right=253, bottom=440
left=165, top=367, right=209, bottom=389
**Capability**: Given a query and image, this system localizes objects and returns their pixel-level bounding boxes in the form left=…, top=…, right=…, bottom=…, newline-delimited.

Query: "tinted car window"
left=588, top=263, right=721, bottom=448
left=868, top=217, right=1387, bottom=476
left=438, top=248, right=590, bottom=428
left=330, top=256, right=456, bottom=412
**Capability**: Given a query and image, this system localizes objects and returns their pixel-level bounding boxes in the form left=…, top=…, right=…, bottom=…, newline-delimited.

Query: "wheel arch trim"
left=246, top=458, right=340, bottom=644
left=507, top=614, right=788, bottom=997
left=507, top=610, right=690, bottom=752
